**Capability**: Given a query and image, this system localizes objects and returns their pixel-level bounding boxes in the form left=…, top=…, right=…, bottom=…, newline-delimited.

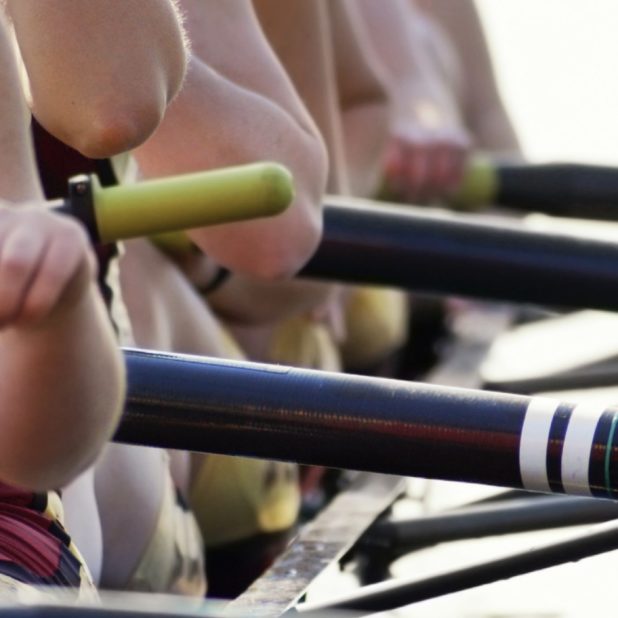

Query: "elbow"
left=35, top=96, right=167, bottom=159
left=72, top=103, right=165, bottom=159
left=252, top=201, right=323, bottom=281
left=251, top=143, right=327, bottom=280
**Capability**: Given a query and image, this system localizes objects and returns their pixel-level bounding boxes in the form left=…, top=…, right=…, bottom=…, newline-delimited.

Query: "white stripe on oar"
left=519, top=398, right=560, bottom=492
left=561, top=403, right=606, bottom=496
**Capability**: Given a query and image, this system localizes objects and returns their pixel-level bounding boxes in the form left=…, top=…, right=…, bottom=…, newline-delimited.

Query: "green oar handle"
left=448, top=155, right=498, bottom=211
left=451, top=159, right=618, bottom=220
left=85, top=162, right=293, bottom=243
left=376, top=155, right=499, bottom=211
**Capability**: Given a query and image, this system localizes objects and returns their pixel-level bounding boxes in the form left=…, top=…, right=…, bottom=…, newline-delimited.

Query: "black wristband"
left=199, top=266, right=231, bottom=295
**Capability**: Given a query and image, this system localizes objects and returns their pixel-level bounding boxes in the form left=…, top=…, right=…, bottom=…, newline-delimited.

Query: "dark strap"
left=31, top=118, right=119, bottom=311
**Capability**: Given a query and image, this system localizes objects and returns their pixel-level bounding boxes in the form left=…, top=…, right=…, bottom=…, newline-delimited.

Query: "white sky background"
left=476, top=0, right=618, bottom=165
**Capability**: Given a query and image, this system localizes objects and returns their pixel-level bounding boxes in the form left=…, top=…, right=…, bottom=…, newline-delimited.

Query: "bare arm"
left=7, top=0, right=188, bottom=158
left=133, top=0, right=327, bottom=280
left=254, top=0, right=349, bottom=194
left=356, top=0, right=470, bottom=202
left=0, top=15, right=125, bottom=491
left=417, top=0, right=521, bottom=154
left=328, top=0, right=390, bottom=198
left=196, top=0, right=340, bottom=324
left=357, top=0, right=463, bottom=130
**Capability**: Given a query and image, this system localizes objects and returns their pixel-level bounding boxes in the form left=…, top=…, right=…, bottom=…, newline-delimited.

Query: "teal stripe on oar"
left=604, top=413, right=618, bottom=498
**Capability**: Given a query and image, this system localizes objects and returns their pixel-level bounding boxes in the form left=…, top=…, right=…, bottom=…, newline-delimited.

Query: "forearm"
left=342, top=102, right=389, bottom=198
left=419, top=0, right=520, bottom=154
left=356, top=0, right=462, bottom=130
left=329, top=0, right=389, bottom=198
left=355, top=0, right=427, bottom=105
left=0, top=279, right=124, bottom=491
left=0, top=13, right=41, bottom=202
left=0, top=14, right=125, bottom=491
left=134, top=57, right=327, bottom=279
left=7, top=0, right=187, bottom=158
left=254, top=0, right=349, bottom=195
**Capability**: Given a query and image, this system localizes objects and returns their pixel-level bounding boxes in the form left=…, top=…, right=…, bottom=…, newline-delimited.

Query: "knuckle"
left=57, top=218, right=89, bottom=247
left=19, top=296, right=50, bottom=325
left=0, top=302, right=19, bottom=327
left=41, top=260, right=70, bottom=289
left=2, top=249, right=32, bottom=279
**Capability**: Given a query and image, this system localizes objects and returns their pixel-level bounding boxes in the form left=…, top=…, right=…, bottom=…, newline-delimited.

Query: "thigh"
left=94, top=444, right=168, bottom=589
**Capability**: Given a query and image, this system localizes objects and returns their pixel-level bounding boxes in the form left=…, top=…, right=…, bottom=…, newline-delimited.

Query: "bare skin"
left=6, top=0, right=187, bottom=158
left=225, top=0, right=390, bottom=358
left=133, top=0, right=328, bottom=280
left=0, top=1, right=191, bottom=587
left=328, top=0, right=390, bottom=198
left=356, top=0, right=471, bottom=203
left=254, top=0, right=389, bottom=198
left=415, top=0, right=521, bottom=154
left=107, top=238, right=240, bottom=588
left=105, top=0, right=328, bottom=589
left=0, top=13, right=125, bottom=493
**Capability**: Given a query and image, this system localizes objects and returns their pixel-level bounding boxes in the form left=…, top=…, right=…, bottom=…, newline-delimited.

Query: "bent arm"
left=0, top=245, right=125, bottom=491
left=134, top=0, right=327, bottom=280
left=255, top=0, right=349, bottom=195
left=7, top=0, right=188, bottom=158
left=328, top=0, right=390, bottom=198
left=0, top=16, right=125, bottom=491
left=417, top=0, right=521, bottom=154
left=357, top=0, right=463, bottom=130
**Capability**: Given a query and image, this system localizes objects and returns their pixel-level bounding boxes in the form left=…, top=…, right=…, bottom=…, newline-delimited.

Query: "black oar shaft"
left=299, top=521, right=618, bottom=614
left=454, top=160, right=618, bottom=219
left=116, top=349, right=618, bottom=500
left=497, top=163, right=618, bottom=219
left=484, top=361, right=618, bottom=395
left=301, top=202, right=618, bottom=311
left=364, top=496, right=618, bottom=554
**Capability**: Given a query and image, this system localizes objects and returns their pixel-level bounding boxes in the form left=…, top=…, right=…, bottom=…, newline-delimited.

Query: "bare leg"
left=94, top=445, right=168, bottom=588
left=95, top=239, right=230, bottom=589
left=62, top=469, right=102, bottom=584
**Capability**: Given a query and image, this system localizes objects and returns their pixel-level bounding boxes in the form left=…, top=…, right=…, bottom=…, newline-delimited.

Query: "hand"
left=383, top=122, right=471, bottom=204
left=0, top=205, right=96, bottom=328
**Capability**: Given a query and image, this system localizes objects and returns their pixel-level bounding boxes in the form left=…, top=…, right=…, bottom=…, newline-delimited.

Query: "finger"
left=430, top=144, right=462, bottom=196
left=449, top=148, right=469, bottom=191
left=0, top=222, right=47, bottom=326
left=383, top=142, right=406, bottom=196
left=399, top=145, right=428, bottom=203
left=18, top=222, right=93, bottom=325
left=418, top=142, right=448, bottom=202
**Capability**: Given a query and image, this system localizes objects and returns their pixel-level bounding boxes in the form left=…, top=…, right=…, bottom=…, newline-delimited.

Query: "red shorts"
left=0, top=483, right=95, bottom=595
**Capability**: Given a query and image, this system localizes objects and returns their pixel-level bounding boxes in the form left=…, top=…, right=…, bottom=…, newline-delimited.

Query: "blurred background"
left=477, top=0, right=618, bottom=165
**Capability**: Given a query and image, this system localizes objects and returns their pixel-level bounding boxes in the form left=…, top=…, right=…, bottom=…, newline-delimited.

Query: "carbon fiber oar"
left=484, top=361, right=618, bottom=395
left=117, top=348, right=618, bottom=500
left=451, top=158, right=618, bottom=219
left=301, top=198, right=618, bottom=311
left=361, top=495, right=618, bottom=556
left=52, top=162, right=293, bottom=243
left=297, top=519, right=618, bottom=615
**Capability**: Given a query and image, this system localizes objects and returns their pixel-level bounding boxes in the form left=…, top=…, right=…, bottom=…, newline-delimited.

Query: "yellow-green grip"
left=91, top=162, right=294, bottom=243
left=448, top=155, right=498, bottom=211
left=376, top=154, right=498, bottom=211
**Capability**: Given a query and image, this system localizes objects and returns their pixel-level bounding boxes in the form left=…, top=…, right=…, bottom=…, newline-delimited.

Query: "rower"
left=119, top=0, right=328, bottom=599
left=351, top=0, right=523, bottom=380
left=1, top=0, right=190, bottom=597
left=0, top=10, right=127, bottom=600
